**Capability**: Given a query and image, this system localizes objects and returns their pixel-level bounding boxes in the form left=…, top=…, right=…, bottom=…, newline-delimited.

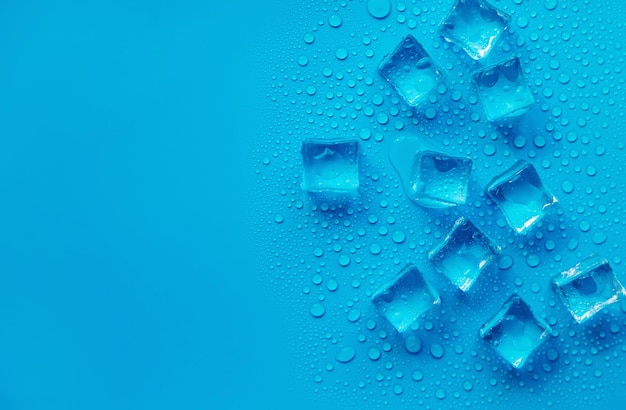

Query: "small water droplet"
left=310, top=303, right=326, bottom=318
left=335, top=346, right=356, bottom=363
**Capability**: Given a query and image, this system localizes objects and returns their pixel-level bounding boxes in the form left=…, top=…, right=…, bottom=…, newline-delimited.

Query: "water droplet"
left=338, top=254, right=351, bottom=266
left=561, top=181, right=574, bottom=194
left=327, top=279, right=338, bottom=292
left=483, top=143, right=497, bottom=156
left=546, top=348, right=559, bottom=361
left=404, top=334, right=422, bottom=354
left=369, top=243, right=382, bottom=255
left=359, top=128, right=372, bottom=140
left=335, top=346, right=356, bottom=363
left=368, top=347, right=381, bottom=361
left=328, top=14, right=342, bottom=28
left=586, top=165, right=597, bottom=177
left=526, top=254, right=541, bottom=268
left=367, top=0, right=391, bottom=19
left=274, top=214, right=284, bottom=223
left=298, top=55, right=309, bottom=66
left=347, top=309, right=361, bottom=322
left=514, top=135, right=527, bottom=148
left=544, top=0, right=558, bottom=11
left=392, top=230, right=406, bottom=244
left=516, top=16, right=529, bottom=29
left=579, top=220, right=591, bottom=232
left=534, top=135, right=547, bottom=148
left=310, top=303, right=326, bottom=318
left=335, top=48, right=348, bottom=60
left=430, top=343, right=445, bottom=359
left=592, top=232, right=607, bottom=245
left=425, top=107, right=437, bottom=120
left=498, top=255, right=514, bottom=270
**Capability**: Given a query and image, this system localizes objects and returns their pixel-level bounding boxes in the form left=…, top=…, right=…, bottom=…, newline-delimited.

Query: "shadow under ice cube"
left=378, top=35, right=443, bottom=107
left=473, top=56, right=534, bottom=121
left=409, top=151, right=473, bottom=208
left=480, top=294, right=552, bottom=369
left=553, top=255, right=626, bottom=324
left=372, top=264, right=441, bottom=333
left=301, top=138, right=359, bottom=193
left=487, top=160, right=557, bottom=234
left=429, top=217, right=499, bottom=292
left=439, top=0, right=509, bottom=60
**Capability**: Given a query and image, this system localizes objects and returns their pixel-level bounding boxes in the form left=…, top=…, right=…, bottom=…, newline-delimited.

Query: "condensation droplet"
left=367, top=0, right=391, bottom=19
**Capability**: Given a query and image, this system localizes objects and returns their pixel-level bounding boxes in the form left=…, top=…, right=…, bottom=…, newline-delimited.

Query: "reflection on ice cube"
left=301, top=138, right=359, bottom=193
left=439, top=0, right=509, bottom=60
left=378, top=35, right=444, bottom=107
left=372, top=264, right=441, bottom=333
left=429, top=217, right=500, bottom=292
left=480, top=294, right=552, bottom=368
left=473, top=57, right=534, bottom=121
left=487, top=160, right=557, bottom=234
left=389, top=137, right=473, bottom=208
left=553, top=255, right=626, bottom=323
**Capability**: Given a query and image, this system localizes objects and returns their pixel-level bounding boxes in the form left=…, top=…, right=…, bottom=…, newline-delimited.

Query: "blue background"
left=1, top=0, right=625, bottom=409
left=0, top=1, right=295, bottom=408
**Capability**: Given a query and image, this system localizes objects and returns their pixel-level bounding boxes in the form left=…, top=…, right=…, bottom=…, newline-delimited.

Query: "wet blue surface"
left=255, top=0, right=626, bottom=409
left=2, top=0, right=626, bottom=409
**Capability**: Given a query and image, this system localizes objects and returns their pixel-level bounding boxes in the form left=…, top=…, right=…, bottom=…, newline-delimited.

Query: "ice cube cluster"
left=296, top=0, right=624, bottom=371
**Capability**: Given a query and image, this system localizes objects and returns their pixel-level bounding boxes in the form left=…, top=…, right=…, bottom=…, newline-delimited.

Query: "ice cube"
left=429, top=217, right=500, bottom=292
left=378, top=35, right=444, bottom=107
left=389, top=136, right=473, bottom=209
left=487, top=160, right=557, bottom=234
left=372, top=264, right=441, bottom=333
left=410, top=150, right=473, bottom=208
left=473, top=57, right=534, bottom=121
left=553, top=255, right=626, bottom=323
left=439, top=0, right=509, bottom=60
left=301, top=138, right=359, bottom=193
left=480, top=294, right=552, bottom=368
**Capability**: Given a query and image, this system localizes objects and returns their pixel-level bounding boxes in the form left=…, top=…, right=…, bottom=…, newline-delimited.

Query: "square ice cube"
left=473, top=57, right=534, bottom=121
left=439, top=0, right=509, bottom=60
left=487, top=160, right=557, bottom=234
left=480, top=294, right=552, bottom=368
left=372, top=264, right=441, bottom=333
left=429, top=217, right=500, bottom=292
left=301, top=138, right=359, bottom=193
left=378, top=35, right=444, bottom=107
left=553, top=255, right=626, bottom=323
left=409, top=150, right=473, bottom=208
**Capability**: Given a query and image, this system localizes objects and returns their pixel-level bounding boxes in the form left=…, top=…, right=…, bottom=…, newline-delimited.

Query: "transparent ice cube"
left=389, top=136, right=473, bottom=209
left=372, top=264, right=441, bottom=333
left=378, top=35, right=444, bottom=107
left=429, top=217, right=500, bottom=292
left=301, top=138, right=359, bottom=193
left=487, top=160, right=557, bottom=234
left=409, top=151, right=473, bottom=208
left=553, top=255, right=626, bottom=323
left=480, top=294, right=552, bottom=368
left=439, top=0, right=509, bottom=60
left=473, top=57, right=534, bottom=121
